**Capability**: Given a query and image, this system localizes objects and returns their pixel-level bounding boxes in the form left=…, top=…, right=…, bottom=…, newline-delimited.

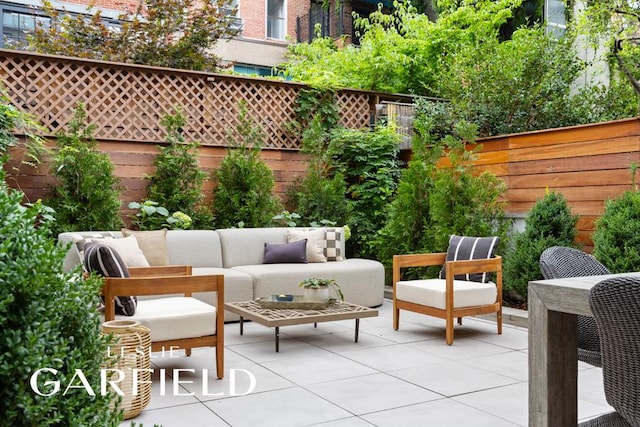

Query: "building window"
left=220, top=0, right=243, bottom=33
left=234, top=64, right=274, bottom=77
left=1, top=6, right=50, bottom=48
left=545, top=0, right=566, bottom=38
left=267, top=0, right=285, bottom=40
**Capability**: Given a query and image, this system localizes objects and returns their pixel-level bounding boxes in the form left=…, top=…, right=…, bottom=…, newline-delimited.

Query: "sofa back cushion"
left=59, top=229, right=224, bottom=271
left=217, top=228, right=288, bottom=267
left=165, top=230, right=223, bottom=268
left=216, top=227, right=347, bottom=267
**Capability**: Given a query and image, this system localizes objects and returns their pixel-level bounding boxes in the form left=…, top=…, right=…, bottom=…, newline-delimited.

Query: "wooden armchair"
left=393, top=253, right=503, bottom=345
left=103, top=265, right=225, bottom=379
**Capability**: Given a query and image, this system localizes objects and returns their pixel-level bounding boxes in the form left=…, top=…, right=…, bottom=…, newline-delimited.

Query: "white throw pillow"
left=287, top=228, right=327, bottom=263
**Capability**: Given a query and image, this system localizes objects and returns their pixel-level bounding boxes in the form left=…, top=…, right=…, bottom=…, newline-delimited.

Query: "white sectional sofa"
left=58, top=227, right=385, bottom=321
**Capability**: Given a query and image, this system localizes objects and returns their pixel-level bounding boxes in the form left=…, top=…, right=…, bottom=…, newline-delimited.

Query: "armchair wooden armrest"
left=127, top=265, right=192, bottom=277
left=393, top=254, right=502, bottom=286
left=103, top=274, right=223, bottom=322
left=393, top=253, right=447, bottom=285
left=445, top=256, right=502, bottom=281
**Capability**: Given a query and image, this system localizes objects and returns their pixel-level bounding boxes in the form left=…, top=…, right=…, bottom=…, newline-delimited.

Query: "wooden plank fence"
left=470, top=118, right=640, bottom=251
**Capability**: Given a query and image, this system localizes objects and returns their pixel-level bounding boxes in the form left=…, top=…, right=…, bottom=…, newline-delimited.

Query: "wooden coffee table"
left=224, top=300, right=379, bottom=352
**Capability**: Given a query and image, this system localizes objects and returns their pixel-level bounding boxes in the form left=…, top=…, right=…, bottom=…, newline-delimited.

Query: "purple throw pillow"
left=263, top=239, right=308, bottom=264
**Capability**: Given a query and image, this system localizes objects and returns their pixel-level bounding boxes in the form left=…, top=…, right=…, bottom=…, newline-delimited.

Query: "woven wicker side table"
left=101, top=320, right=152, bottom=420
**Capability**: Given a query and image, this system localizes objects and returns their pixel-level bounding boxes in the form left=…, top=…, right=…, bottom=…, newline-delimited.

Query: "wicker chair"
left=579, top=276, right=640, bottom=427
left=539, top=246, right=610, bottom=367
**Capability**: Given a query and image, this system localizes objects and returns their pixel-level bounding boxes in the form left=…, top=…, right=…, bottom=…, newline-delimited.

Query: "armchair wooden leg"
left=393, top=300, right=400, bottom=330
left=457, top=317, right=462, bottom=325
left=497, top=309, right=503, bottom=335
left=216, top=344, right=224, bottom=379
left=446, top=317, right=454, bottom=345
left=185, top=348, right=192, bottom=357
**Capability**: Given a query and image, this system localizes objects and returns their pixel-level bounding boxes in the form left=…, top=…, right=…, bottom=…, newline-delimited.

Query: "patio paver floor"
left=121, top=299, right=612, bottom=427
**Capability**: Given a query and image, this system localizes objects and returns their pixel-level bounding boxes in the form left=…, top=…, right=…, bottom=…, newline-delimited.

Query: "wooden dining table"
left=528, top=271, right=640, bottom=426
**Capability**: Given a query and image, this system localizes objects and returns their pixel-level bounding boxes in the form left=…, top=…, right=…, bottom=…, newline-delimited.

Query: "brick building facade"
left=0, top=0, right=380, bottom=75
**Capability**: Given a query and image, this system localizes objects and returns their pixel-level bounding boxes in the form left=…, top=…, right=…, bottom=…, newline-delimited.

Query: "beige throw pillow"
left=98, top=235, right=150, bottom=267
left=121, top=228, right=169, bottom=266
left=287, top=228, right=327, bottom=263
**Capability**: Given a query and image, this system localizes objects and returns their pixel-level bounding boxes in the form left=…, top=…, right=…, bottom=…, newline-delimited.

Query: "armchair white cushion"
left=121, top=297, right=217, bottom=342
left=395, top=279, right=497, bottom=310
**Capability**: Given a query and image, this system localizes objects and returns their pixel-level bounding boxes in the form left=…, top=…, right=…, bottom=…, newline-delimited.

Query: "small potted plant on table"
left=299, top=277, right=344, bottom=302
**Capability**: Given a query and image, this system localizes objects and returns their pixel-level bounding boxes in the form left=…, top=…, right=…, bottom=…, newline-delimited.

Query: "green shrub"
left=327, top=124, right=401, bottom=258
left=46, top=103, right=123, bottom=235
left=0, top=173, right=120, bottom=425
left=425, top=120, right=509, bottom=252
left=0, top=91, right=118, bottom=425
left=593, top=177, right=640, bottom=273
left=284, top=115, right=349, bottom=227
left=212, top=102, right=281, bottom=228
left=374, top=107, right=445, bottom=268
left=0, top=86, right=45, bottom=169
left=146, top=107, right=210, bottom=228
left=504, top=191, right=579, bottom=299
left=285, top=167, right=349, bottom=226
left=374, top=106, right=509, bottom=279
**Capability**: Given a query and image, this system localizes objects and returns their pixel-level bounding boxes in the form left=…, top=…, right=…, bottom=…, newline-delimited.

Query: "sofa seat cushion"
left=395, top=279, right=497, bottom=310
left=116, top=297, right=217, bottom=342
left=192, top=267, right=253, bottom=320
left=232, top=258, right=384, bottom=307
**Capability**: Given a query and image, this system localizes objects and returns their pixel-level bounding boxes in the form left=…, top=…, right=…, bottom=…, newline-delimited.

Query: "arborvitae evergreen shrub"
left=593, top=188, right=640, bottom=273
left=47, top=103, right=123, bottom=235
left=147, top=107, right=210, bottom=228
left=375, top=108, right=509, bottom=278
left=212, top=102, right=281, bottom=228
left=504, top=191, right=579, bottom=299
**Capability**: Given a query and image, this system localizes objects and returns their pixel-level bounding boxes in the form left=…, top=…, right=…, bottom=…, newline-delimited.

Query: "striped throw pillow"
left=85, top=242, right=137, bottom=316
left=439, top=235, right=500, bottom=283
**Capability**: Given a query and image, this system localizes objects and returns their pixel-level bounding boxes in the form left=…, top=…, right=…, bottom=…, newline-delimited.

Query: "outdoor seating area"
left=118, top=299, right=612, bottom=426
left=4, top=9, right=640, bottom=425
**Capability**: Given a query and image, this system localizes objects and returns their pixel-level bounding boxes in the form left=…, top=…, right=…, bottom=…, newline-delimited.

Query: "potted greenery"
left=299, top=277, right=344, bottom=302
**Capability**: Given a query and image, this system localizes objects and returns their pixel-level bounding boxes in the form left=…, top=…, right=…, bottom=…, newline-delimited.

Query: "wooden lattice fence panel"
left=336, top=90, right=371, bottom=129
left=0, top=50, right=406, bottom=149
